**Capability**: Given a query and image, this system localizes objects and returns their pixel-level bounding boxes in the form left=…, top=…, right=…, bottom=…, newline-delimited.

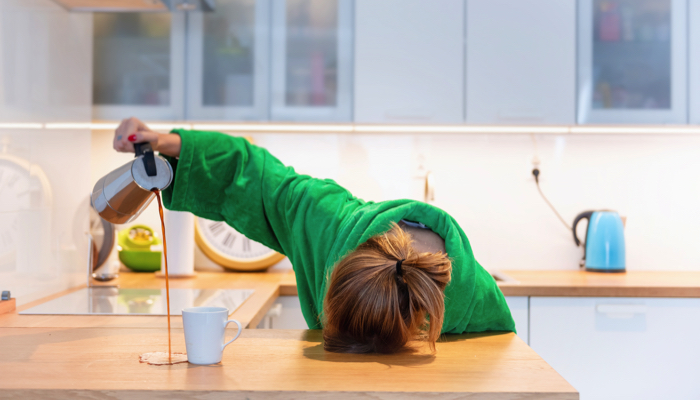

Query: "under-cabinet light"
left=6, top=122, right=700, bottom=135
left=0, top=123, right=44, bottom=129
left=570, top=126, right=700, bottom=134
left=89, top=123, right=119, bottom=130
left=44, top=123, right=93, bottom=129
left=191, top=123, right=353, bottom=132
left=354, top=125, right=570, bottom=134
left=148, top=123, right=193, bottom=131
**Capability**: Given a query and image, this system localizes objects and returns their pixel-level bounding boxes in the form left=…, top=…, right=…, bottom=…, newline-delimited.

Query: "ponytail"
left=323, top=223, right=452, bottom=353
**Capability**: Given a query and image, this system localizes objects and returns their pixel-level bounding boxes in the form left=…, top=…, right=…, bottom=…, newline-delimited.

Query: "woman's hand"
left=113, top=117, right=181, bottom=158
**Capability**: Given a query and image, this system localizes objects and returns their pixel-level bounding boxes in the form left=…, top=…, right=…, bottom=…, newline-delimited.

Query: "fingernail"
left=128, top=134, right=137, bottom=142
left=116, top=135, right=122, bottom=141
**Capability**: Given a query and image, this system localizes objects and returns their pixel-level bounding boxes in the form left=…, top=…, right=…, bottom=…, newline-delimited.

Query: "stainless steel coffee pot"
left=91, top=143, right=173, bottom=224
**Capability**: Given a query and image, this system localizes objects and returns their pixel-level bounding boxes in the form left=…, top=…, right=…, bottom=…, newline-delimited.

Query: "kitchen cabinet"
left=260, top=295, right=530, bottom=343
left=0, top=0, right=92, bottom=123
left=93, top=0, right=352, bottom=122
left=92, top=12, right=186, bottom=120
left=186, top=0, right=270, bottom=120
left=504, top=296, right=528, bottom=344
left=529, top=297, right=700, bottom=400
left=577, top=0, right=687, bottom=124
left=270, top=0, right=353, bottom=121
left=257, top=295, right=308, bottom=329
left=689, top=0, right=700, bottom=124
left=465, top=0, right=576, bottom=124
left=353, top=0, right=464, bottom=123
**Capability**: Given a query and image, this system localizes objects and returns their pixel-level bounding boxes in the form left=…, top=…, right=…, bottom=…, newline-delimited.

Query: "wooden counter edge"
left=0, top=298, right=15, bottom=314
left=499, top=285, right=700, bottom=298
left=0, top=389, right=577, bottom=400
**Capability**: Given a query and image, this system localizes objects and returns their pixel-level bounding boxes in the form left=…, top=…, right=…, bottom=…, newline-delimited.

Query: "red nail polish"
left=128, top=134, right=137, bottom=142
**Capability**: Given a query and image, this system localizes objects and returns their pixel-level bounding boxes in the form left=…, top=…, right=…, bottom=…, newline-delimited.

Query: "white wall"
left=0, top=0, right=92, bottom=304
left=91, top=130, right=700, bottom=273
left=259, top=132, right=700, bottom=272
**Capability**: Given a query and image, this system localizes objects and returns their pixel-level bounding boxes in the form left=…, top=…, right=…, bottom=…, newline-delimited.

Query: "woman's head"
left=322, top=223, right=452, bottom=354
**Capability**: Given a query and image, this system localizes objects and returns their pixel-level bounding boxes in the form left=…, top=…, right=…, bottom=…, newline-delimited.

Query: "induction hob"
left=20, top=287, right=254, bottom=316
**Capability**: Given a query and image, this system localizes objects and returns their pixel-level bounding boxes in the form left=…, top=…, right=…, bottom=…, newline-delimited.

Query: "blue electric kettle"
left=572, top=211, right=626, bottom=272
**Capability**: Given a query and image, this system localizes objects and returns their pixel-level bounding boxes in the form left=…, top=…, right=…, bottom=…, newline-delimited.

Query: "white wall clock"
left=0, top=150, right=53, bottom=269
left=194, top=217, right=285, bottom=272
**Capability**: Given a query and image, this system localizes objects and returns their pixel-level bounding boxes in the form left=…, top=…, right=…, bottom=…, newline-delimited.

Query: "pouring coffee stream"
left=91, top=142, right=178, bottom=364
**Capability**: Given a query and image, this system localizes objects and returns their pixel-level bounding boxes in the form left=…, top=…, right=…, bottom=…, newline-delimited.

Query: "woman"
left=114, top=117, right=515, bottom=354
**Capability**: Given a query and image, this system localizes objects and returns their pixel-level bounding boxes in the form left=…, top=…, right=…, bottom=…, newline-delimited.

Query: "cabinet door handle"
left=596, top=304, right=647, bottom=315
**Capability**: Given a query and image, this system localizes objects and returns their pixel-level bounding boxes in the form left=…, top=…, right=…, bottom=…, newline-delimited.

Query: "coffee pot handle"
left=572, top=211, right=594, bottom=247
left=133, top=142, right=157, bottom=177
left=223, top=319, right=243, bottom=350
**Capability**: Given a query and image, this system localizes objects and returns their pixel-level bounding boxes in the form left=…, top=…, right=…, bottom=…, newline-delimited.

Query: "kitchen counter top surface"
left=4, top=269, right=699, bottom=331
left=0, top=271, right=578, bottom=399
left=273, top=268, right=700, bottom=298
left=0, top=328, right=576, bottom=399
left=496, top=270, right=700, bottom=298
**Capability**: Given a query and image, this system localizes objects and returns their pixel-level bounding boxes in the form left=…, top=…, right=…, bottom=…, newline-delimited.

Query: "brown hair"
left=322, top=223, right=452, bottom=354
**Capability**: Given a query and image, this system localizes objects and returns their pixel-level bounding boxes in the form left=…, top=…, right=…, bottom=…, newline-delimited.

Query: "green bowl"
left=119, top=250, right=162, bottom=272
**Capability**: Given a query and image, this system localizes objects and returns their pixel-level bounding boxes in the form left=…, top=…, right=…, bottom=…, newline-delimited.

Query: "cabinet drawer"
left=530, top=297, right=700, bottom=400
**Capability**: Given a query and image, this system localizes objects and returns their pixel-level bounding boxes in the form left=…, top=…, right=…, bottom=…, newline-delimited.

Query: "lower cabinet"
left=258, top=295, right=531, bottom=346
left=529, top=297, right=700, bottom=400
left=504, top=296, right=529, bottom=344
left=257, top=296, right=308, bottom=329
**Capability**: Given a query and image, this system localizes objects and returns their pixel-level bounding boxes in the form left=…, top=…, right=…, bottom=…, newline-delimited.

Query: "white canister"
left=158, top=209, right=195, bottom=277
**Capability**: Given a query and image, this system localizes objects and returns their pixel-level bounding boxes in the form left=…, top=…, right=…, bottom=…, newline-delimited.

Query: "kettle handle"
left=572, top=211, right=594, bottom=247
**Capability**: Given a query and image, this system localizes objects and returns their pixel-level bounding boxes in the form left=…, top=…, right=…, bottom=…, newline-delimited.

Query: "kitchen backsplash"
left=92, top=130, right=700, bottom=272
left=0, top=0, right=92, bottom=304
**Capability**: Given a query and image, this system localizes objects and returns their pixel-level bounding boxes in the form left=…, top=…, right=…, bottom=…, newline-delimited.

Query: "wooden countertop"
left=5, top=269, right=698, bottom=331
left=497, top=270, right=700, bottom=298
left=278, top=269, right=700, bottom=298
left=0, top=328, right=577, bottom=399
left=0, top=271, right=577, bottom=399
left=279, top=269, right=700, bottom=298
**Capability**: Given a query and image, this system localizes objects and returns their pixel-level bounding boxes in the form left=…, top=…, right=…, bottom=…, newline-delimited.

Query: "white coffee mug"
left=182, top=306, right=242, bottom=365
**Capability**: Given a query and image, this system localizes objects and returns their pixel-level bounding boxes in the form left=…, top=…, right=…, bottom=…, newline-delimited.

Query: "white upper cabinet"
left=690, top=0, right=700, bottom=124
left=92, top=12, right=186, bottom=120
left=577, top=0, right=687, bottom=124
left=466, top=0, right=576, bottom=124
left=270, top=0, right=353, bottom=121
left=0, top=0, right=92, bottom=122
left=354, top=0, right=464, bottom=123
left=186, top=0, right=270, bottom=120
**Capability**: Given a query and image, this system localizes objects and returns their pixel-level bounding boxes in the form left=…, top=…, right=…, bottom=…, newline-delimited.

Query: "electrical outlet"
left=411, top=136, right=432, bottom=179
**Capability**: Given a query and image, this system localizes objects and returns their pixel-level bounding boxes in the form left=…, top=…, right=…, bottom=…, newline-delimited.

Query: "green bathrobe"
left=162, top=129, right=515, bottom=334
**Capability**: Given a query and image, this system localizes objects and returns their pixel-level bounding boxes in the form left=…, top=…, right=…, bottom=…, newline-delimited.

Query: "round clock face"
left=0, top=160, right=32, bottom=265
left=195, top=217, right=285, bottom=271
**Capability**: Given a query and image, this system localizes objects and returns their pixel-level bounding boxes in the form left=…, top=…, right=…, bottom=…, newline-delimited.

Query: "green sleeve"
left=161, top=129, right=364, bottom=326
left=463, top=263, right=516, bottom=333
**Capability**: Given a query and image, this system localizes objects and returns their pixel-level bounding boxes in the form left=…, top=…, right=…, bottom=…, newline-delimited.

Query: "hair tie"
left=396, top=259, right=405, bottom=277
